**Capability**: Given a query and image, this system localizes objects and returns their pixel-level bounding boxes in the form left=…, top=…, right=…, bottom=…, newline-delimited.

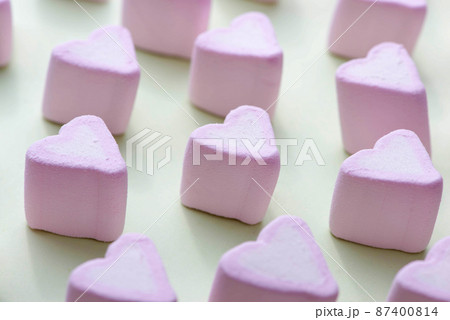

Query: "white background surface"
left=1, top=0, right=450, bottom=302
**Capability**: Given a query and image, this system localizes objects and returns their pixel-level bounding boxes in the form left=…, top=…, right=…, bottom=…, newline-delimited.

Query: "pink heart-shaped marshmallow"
left=25, top=115, right=127, bottom=242
left=181, top=105, right=280, bottom=224
left=388, top=236, right=450, bottom=302
left=42, top=25, right=140, bottom=135
left=330, top=129, right=443, bottom=253
left=189, top=12, right=283, bottom=117
left=209, top=216, right=339, bottom=301
left=66, top=233, right=177, bottom=302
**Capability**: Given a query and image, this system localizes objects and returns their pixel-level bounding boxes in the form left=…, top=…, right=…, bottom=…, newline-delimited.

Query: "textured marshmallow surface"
left=328, top=0, right=427, bottom=59
left=209, top=216, right=339, bottom=302
left=195, top=12, right=281, bottom=57
left=337, top=42, right=424, bottom=93
left=122, top=0, right=211, bottom=59
left=181, top=105, right=280, bottom=225
left=388, top=237, right=450, bottom=302
left=43, top=25, right=140, bottom=135
left=189, top=12, right=283, bottom=117
left=0, top=0, right=12, bottom=67
left=25, top=115, right=128, bottom=242
left=66, top=233, right=177, bottom=302
left=336, top=42, right=430, bottom=154
left=330, top=130, right=443, bottom=253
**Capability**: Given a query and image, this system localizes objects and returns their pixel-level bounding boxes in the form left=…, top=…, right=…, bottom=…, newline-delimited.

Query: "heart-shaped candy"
left=66, top=233, right=177, bottom=302
left=25, top=115, right=128, bottom=242
left=189, top=12, right=283, bottom=117
left=42, top=25, right=140, bottom=135
left=328, top=0, right=427, bottom=59
left=209, top=216, right=339, bottom=301
left=336, top=42, right=430, bottom=154
left=181, top=105, right=280, bottom=224
left=330, top=129, right=443, bottom=253
left=338, top=42, right=424, bottom=92
left=388, top=237, right=450, bottom=302
left=122, top=0, right=211, bottom=59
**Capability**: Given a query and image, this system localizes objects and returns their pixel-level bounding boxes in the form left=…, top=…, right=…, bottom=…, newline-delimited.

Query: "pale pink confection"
left=0, top=0, right=12, bottom=67
left=330, top=130, right=443, bottom=253
left=180, top=105, right=280, bottom=225
left=388, top=237, right=450, bottom=302
left=66, top=233, right=177, bottom=302
left=337, top=42, right=430, bottom=155
left=189, top=12, right=283, bottom=118
left=253, top=0, right=277, bottom=3
left=42, top=25, right=140, bottom=135
left=209, top=216, right=339, bottom=302
left=25, top=116, right=127, bottom=242
left=122, top=0, right=211, bottom=59
left=328, top=0, right=427, bottom=59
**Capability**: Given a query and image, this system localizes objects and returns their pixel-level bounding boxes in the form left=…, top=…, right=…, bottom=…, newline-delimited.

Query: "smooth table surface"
left=1, top=0, right=450, bottom=302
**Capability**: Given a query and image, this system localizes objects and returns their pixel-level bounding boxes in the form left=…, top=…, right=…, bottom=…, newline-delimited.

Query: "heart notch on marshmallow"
left=66, top=233, right=177, bottom=302
left=388, top=237, right=450, bottom=302
left=180, top=105, right=280, bottom=225
left=209, top=216, right=339, bottom=302
left=25, top=115, right=128, bottom=242
left=330, top=129, right=443, bottom=253
left=42, top=25, right=140, bottom=135
left=189, top=12, right=283, bottom=118
left=336, top=42, right=430, bottom=155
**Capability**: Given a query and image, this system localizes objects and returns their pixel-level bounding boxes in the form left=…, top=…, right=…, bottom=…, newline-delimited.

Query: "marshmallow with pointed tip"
left=0, top=0, right=12, bottom=67
left=209, top=216, right=339, bottom=302
left=328, top=0, right=427, bottom=59
left=25, top=116, right=127, bottom=242
left=189, top=12, right=283, bottom=118
left=330, top=130, right=443, bottom=253
left=42, top=26, right=140, bottom=135
left=180, top=105, right=280, bottom=225
left=122, top=0, right=211, bottom=59
left=336, top=42, right=430, bottom=155
left=66, top=233, right=177, bottom=302
left=388, top=237, right=450, bottom=302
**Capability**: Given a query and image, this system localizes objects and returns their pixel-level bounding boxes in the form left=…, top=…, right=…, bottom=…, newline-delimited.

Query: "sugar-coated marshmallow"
left=42, top=26, right=140, bottom=135
left=330, top=130, right=443, bottom=253
left=25, top=116, right=128, bottom=242
left=66, top=233, right=177, bottom=302
left=328, top=0, right=427, bottom=58
left=0, top=0, right=12, bottom=67
left=388, top=237, right=450, bottom=302
left=122, top=0, right=211, bottom=59
left=189, top=12, right=283, bottom=117
left=336, top=42, right=430, bottom=154
left=181, top=106, right=280, bottom=225
left=209, top=216, right=339, bottom=302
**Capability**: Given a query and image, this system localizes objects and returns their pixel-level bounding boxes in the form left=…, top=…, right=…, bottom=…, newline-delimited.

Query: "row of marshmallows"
left=21, top=0, right=442, bottom=302
left=43, top=10, right=283, bottom=134
left=2, top=0, right=429, bottom=148
left=43, top=0, right=429, bottom=149
left=25, top=111, right=444, bottom=301
left=329, top=0, right=440, bottom=301
left=66, top=228, right=450, bottom=302
left=0, top=0, right=427, bottom=68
